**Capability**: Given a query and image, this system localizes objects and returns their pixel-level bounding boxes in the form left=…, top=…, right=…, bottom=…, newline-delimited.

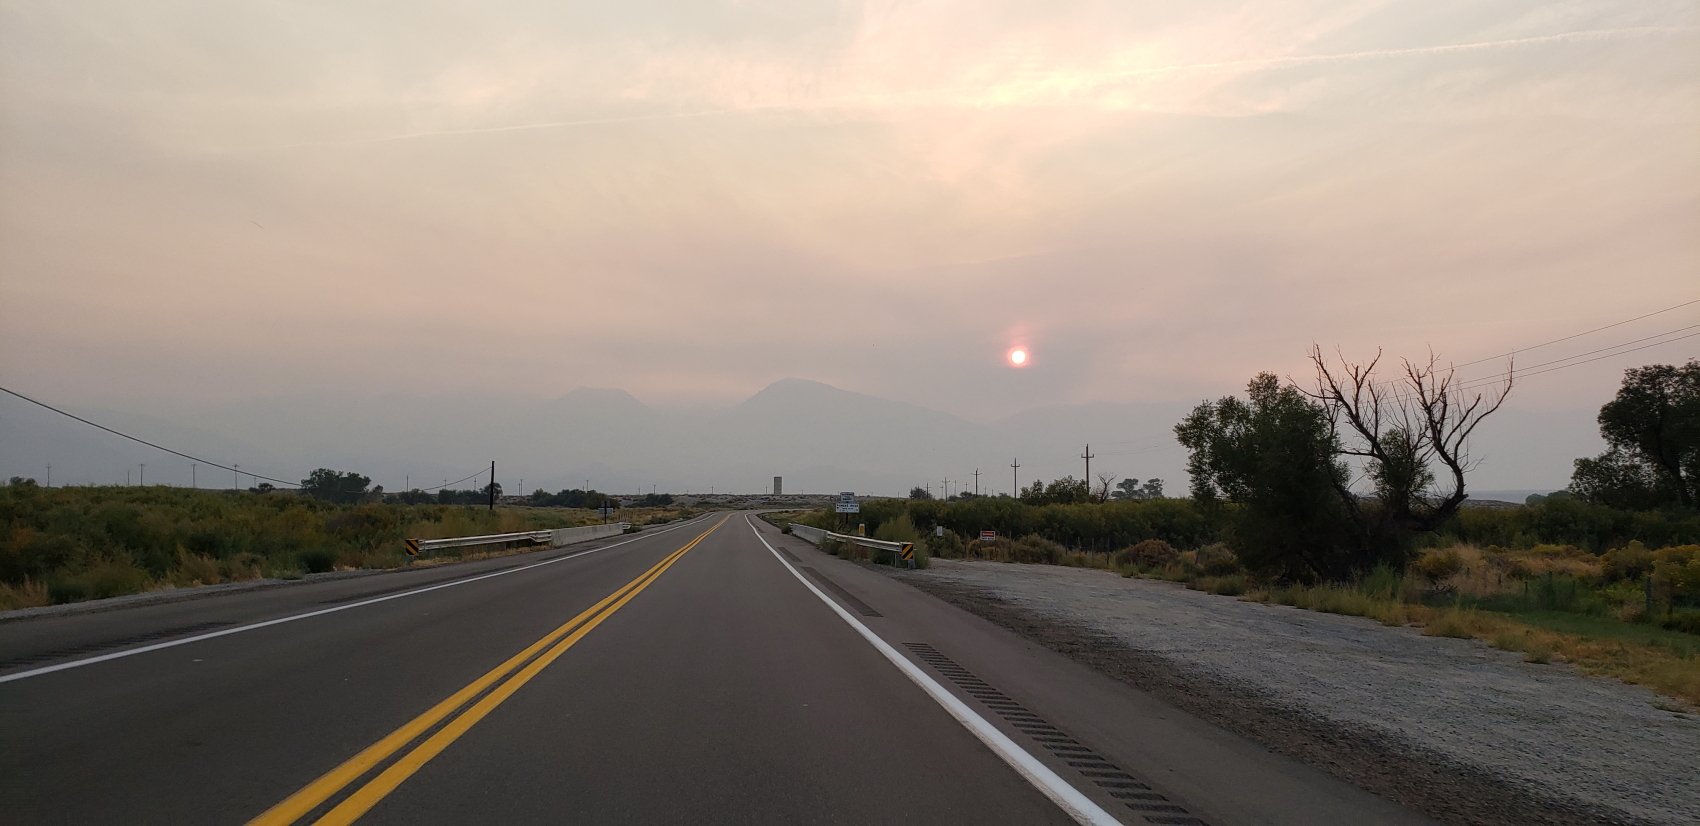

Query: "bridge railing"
left=787, top=523, right=916, bottom=567
left=408, top=523, right=627, bottom=558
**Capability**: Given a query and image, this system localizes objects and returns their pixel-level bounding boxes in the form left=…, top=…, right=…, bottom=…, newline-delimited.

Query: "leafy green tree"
left=1047, top=477, right=1091, bottom=504
left=1112, top=478, right=1165, bottom=500
left=1019, top=476, right=1090, bottom=506
left=1571, top=361, right=1699, bottom=509
left=299, top=469, right=371, bottom=504
left=910, top=486, right=934, bottom=500
left=1018, top=480, right=1046, bottom=504
left=1176, top=373, right=1355, bottom=579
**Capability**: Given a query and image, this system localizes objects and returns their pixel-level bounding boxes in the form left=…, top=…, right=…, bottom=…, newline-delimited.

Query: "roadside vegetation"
left=0, top=481, right=694, bottom=610
left=787, top=357, right=1700, bottom=705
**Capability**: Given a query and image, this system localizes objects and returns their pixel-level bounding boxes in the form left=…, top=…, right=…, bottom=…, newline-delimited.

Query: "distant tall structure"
left=773, top=476, right=783, bottom=496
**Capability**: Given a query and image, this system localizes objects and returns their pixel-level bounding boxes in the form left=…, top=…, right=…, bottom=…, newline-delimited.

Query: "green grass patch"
left=1507, top=610, right=1700, bottom=659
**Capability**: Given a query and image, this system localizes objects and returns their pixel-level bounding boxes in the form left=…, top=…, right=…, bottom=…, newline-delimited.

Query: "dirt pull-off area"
left=892, top=559, right=1700, bottom=826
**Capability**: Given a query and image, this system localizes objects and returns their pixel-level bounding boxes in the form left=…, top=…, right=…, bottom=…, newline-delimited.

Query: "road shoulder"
left=889, top=560, right=1686, bottom=826
left=752, top=520, right=1436, bottom=826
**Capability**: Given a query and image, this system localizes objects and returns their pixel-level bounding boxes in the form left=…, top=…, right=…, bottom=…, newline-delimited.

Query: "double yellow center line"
left=248, top=517, right=726, bottom=826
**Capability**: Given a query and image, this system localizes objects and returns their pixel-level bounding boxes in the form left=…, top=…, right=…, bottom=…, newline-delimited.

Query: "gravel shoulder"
left=892, top=559, right=1700, bottom=826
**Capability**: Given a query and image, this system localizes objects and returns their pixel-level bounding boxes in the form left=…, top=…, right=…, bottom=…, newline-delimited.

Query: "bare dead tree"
left=1303, top=345, right=1513, bottom=538
left=1095, top=471, right=1118, bottom=503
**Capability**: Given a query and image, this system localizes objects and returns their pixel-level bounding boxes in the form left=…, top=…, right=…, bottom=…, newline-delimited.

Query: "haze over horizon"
left=3, top=1, right=1697, bottom=493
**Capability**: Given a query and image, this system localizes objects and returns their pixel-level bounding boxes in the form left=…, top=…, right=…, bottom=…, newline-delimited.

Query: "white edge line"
left=744, top=516, right=1123, bottom=826
left=0, top=515, right=714, bottom=684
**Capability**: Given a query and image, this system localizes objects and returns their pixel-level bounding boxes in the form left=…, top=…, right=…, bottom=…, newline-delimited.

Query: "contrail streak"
left=213, top=25, right=1694, bottom=154
left=1088, top=25, right=1695, bottom=79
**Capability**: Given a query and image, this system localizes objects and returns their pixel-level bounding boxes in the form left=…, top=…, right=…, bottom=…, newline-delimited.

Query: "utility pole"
left=973, top=468, right=981, bottom=496
left=942, top=476, right=949, bottom=500
left=45, top=465, right=50, bottom=488
left=1010, top=458, right=1020, bottom=495
left=139, top=463, right=145, bottom=486
left=488, top=461, right=496, bottom=512
left=1081, top=444, right=1095, bottom=485
left=234, top=464, right=240, bottom=491
left=191, top=463, right=196, bottom=489
left=519, top=478, right=524, bottom=497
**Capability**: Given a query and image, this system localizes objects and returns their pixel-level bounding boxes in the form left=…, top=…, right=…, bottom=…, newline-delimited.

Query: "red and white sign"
left=979, top=530, right=996, bottom=541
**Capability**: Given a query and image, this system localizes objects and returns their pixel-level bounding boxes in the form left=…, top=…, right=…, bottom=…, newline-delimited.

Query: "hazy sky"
left=3, top=1, right=1697, bottom=428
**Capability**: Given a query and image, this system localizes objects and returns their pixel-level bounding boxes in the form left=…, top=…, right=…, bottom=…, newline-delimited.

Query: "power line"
left=1454, top=323, right=1698, bottom=387
left=1456, top=330, right=1700, bottom=392
left=1325, top=306, right=1700, bottom=397
left=1451, top=296, right=1700, bottom=370
left=1, top=384, right=500, bottom=494
left=0, top=385, right=301, bottom=487
left=416, top=469, right=489, bottom=492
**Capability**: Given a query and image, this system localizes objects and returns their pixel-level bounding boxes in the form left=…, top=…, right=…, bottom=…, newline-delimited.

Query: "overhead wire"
left=1, top=384, right=494, bottom=493
left=0, top=385, right=301, bottom=487
left=1452, top=324, right=1699, bottom=390
left=1449, top=296, right=1700, bottom=370
left=416, top=469, right=491, bottom=492
left=1455, top=330, right=1700, bottom=393
left=1331, top=300, right=1700, bottom=397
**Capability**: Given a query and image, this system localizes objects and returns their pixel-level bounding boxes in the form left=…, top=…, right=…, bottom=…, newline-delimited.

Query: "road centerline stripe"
left=245, top=516, right=724, bottom=826
left=745, top=516, right=1122, bottom=826
left=0, top=514, right=714, bottom=684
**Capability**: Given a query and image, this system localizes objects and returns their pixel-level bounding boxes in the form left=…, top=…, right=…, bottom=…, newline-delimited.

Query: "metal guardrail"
left=787, top=523, right=916, bottom=566
left=406, top=523, right=627, bottom=558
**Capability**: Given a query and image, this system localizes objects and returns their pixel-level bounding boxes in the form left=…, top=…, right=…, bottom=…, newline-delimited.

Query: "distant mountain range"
left=2, top=378, right=1595, bottom=496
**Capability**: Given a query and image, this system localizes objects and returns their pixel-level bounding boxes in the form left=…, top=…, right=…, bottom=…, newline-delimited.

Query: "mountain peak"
left=752, top=377, right=846, bottom=397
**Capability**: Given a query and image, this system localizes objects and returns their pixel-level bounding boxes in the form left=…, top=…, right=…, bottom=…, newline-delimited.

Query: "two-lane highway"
left=1, top=513, right=1433, bottom=825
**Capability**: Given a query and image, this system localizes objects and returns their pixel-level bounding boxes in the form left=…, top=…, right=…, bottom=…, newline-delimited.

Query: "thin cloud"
left=209, top=25, right=1694, bottom=154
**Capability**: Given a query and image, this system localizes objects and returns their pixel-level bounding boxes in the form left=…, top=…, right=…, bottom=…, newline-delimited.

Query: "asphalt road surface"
left=0, top=513, right=1434, bottom=825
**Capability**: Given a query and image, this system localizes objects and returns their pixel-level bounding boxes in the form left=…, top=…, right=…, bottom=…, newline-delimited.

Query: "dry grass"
left=0, top=578, right=49, bottom=610
left=1240, top=583, right=1700, bottom=707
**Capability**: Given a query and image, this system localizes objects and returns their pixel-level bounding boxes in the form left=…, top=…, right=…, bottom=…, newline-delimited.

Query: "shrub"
left=1115, top=539, right=1178, bottom=569
left=1194, top=544, right=1242, bottom=576
left=1413, top=547, right=1464, bottom=583
left=171, top=551, right=222, bottom=587
left=874, top=514, right=923, bottom=543
left=1006, top=535, right=1064, bottom=565
left=1601, top=540, right=1655, bottom=581
left=1658, top=611, right=1700, bottom=635
left=298, top=548, right=337, bottom=574
left=1652, top=545, right=1700, bottom=596
left=924, top=531, right=965, bottom=559
left=47, top=578, right=90, bottom=604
